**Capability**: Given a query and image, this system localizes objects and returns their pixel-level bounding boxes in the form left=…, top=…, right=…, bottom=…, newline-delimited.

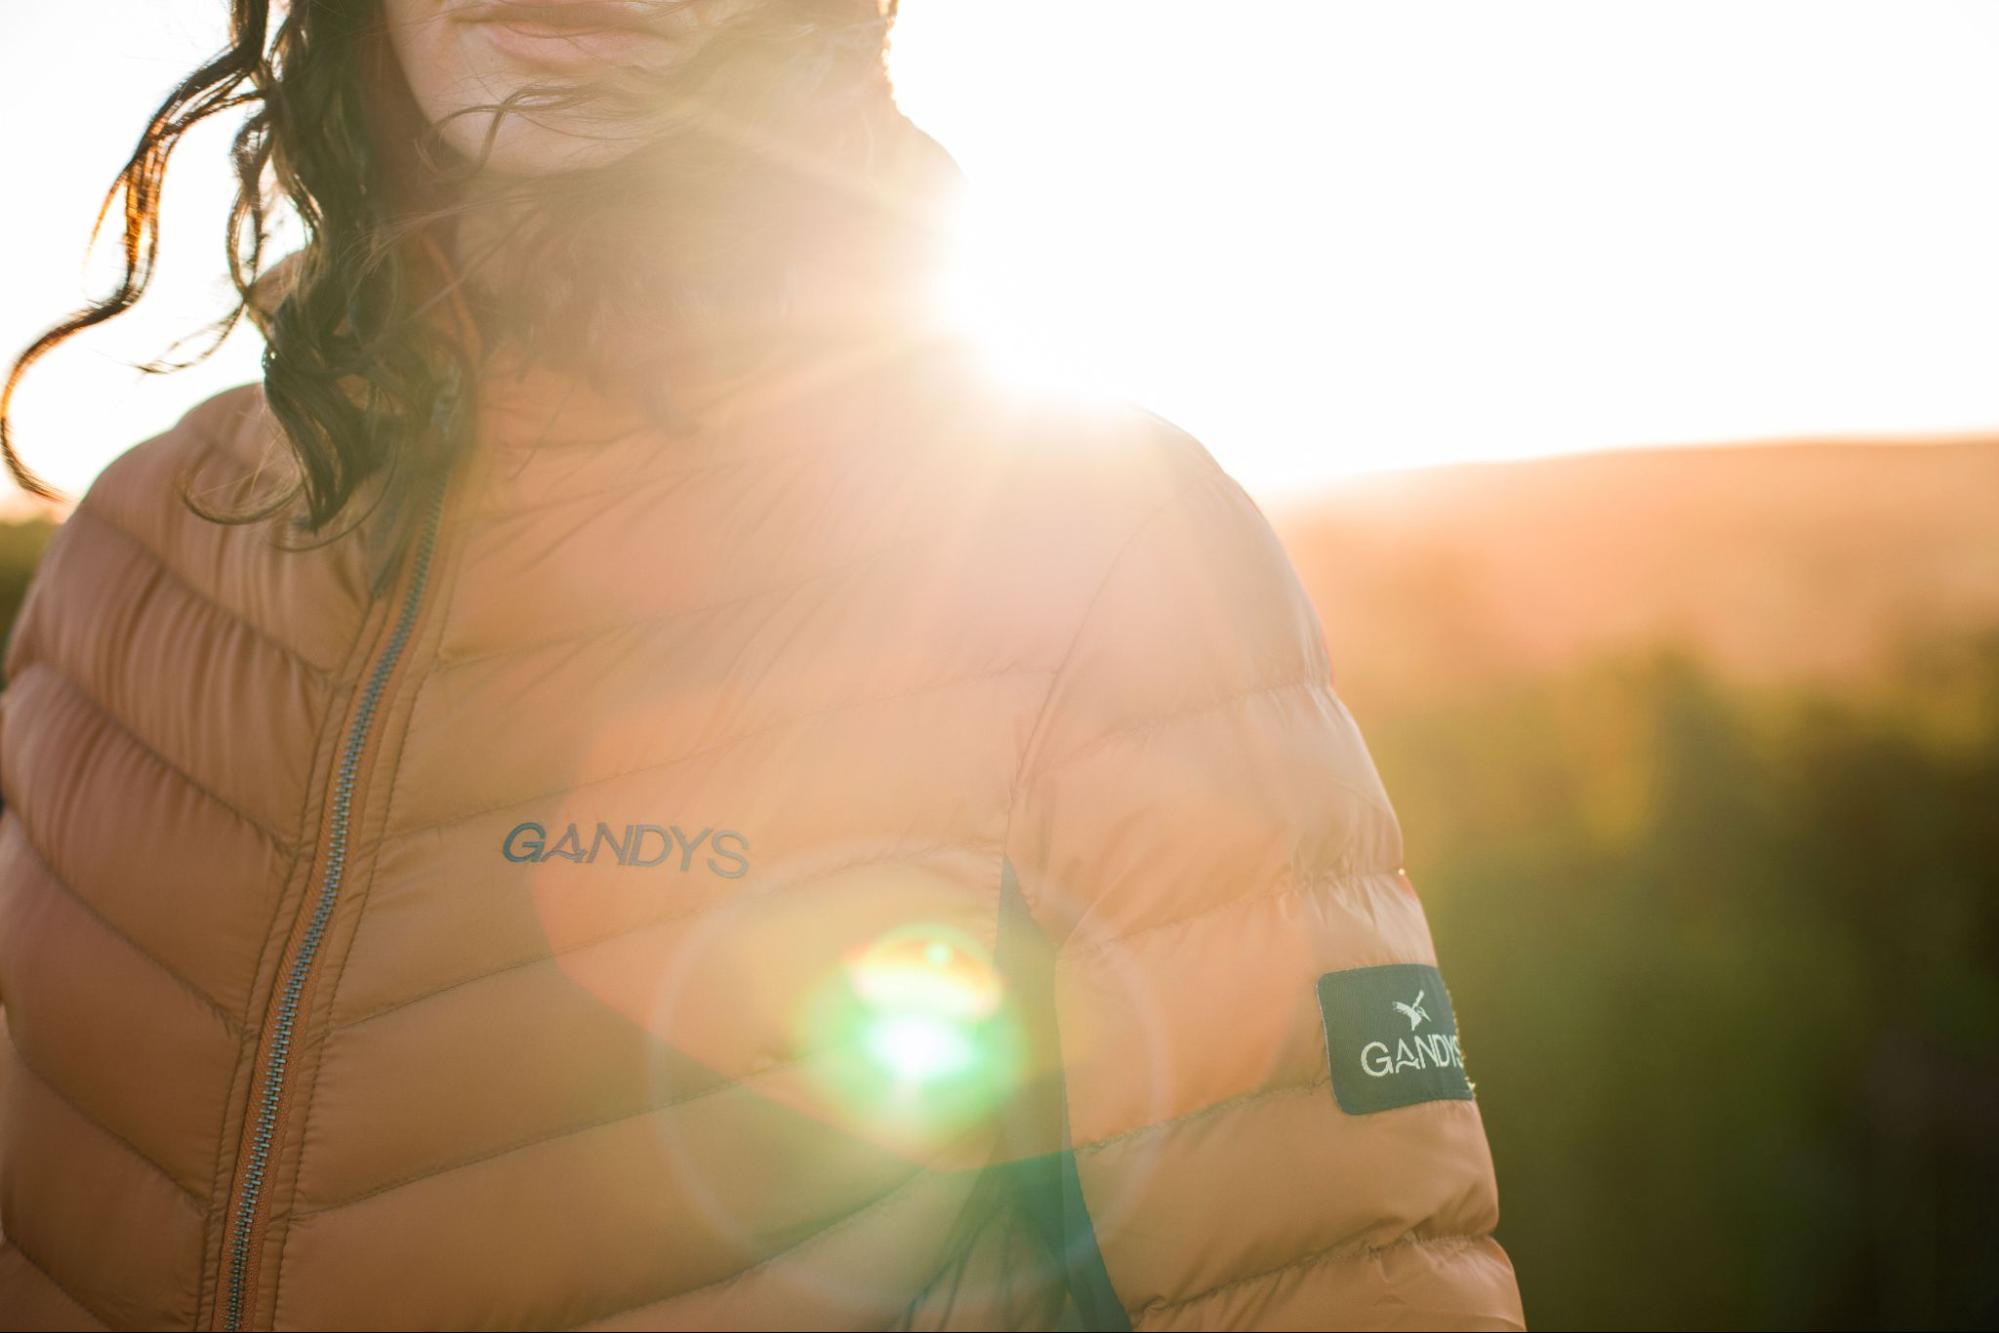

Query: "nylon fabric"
left=0, top=336, right=1522, bottom=1329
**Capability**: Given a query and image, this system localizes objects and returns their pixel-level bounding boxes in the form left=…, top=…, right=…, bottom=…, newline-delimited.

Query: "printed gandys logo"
left=1316, top=962, right=1475, bottom=1115
left=501, top=822, right=749, bottom=878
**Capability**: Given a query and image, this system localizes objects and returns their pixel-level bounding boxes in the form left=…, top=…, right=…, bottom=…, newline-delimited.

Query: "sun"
left=934, top=186, right=1141, bottom=403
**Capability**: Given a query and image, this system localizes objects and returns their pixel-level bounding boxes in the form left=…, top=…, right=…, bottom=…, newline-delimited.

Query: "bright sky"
left=5, top=1, right=1999, bottom=510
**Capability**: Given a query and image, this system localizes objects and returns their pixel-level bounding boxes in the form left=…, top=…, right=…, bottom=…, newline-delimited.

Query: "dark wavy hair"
left=2, top=0, right=944, bottom=571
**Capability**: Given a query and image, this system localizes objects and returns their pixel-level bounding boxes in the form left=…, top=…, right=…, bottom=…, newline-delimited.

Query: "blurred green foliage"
left=0, top=519, right=55, bottom=665
left=1367, top=642, right=1999, bottom=1331
left=0, top=514, right=1993, bottom=1329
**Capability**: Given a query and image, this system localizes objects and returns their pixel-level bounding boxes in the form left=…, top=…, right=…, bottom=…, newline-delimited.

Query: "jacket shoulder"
left=896, top=357, right=1331, bottom=779
left=76, top=381, right=277, bottom=532
left=950, top=370, right=1323, bottom=682
left=943, top=364, right=1235, bottom=533
left=5, top=381, right=362, bottom=685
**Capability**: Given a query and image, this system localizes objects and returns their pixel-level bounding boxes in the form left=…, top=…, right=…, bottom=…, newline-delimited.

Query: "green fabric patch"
left=1317, top=963, right=1475, bottom=1115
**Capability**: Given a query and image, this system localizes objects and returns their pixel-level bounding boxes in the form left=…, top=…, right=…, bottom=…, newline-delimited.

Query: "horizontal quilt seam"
left=382, top=664, right=1050, bottom=846
left=25, top=661, right=296, bottom=853
left=65, top=504, right=336, bottom=682
left=568, top=1144, right=965, bottom=1329
left=8, top=818, right=242, bottom=1033
left=0, top=1238, right=115, bottom=1330
left=428, top=528, right=931, bottom=678
left=330, top=838, right=991, bottom=1034
left=1139, top=1231, right=1496, bottom=1321
left=6, top=1039, right=208, bottom=1209
left=287, top=1055, right=806, bottom=1222
left=1075, top=1076, right=1331, bottom=1157
left=1060, top=863, right=1404, bottom=964
left=1025, top=673, right=1354, bottom=788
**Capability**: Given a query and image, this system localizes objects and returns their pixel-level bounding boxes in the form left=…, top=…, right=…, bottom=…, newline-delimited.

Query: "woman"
left=0, top=3, right=1523, bottom=1328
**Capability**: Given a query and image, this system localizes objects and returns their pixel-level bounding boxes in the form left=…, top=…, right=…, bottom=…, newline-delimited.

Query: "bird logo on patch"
left=1392, top=990, right=1430, bottom=1031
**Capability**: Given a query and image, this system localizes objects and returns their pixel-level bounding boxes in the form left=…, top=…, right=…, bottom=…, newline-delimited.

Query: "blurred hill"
left=1269, top=439, right=1999, bottom=712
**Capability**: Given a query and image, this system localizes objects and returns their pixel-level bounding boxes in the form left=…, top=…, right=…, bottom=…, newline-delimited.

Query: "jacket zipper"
left=219, top=488, right=449, bottom=1330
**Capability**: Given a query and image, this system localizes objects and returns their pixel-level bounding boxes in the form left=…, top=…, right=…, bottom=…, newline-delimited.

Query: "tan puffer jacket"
left=0, top=337, right=1523, bottom=1330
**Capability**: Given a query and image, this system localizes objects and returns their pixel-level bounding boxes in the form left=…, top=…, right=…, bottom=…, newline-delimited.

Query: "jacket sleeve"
left=1000, top=467, right=1524, bottom=1331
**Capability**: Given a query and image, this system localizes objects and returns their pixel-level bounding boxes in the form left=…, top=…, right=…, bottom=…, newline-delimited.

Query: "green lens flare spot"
left=797, top=922, right=1025, bottom=1138
left=849, top=926, right=1001, bottom=1021
left=847, top=925, right=1000, bottom=1085
left=863, top=1013, right=977, bottom=1082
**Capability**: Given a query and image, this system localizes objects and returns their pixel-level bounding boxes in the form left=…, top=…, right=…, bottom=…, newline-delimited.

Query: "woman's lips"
left=457, top=1, right=681, bottom=70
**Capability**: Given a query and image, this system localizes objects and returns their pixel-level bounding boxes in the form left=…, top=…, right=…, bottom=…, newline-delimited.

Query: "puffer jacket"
left=0, top=335, right=1523, bottom=1330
